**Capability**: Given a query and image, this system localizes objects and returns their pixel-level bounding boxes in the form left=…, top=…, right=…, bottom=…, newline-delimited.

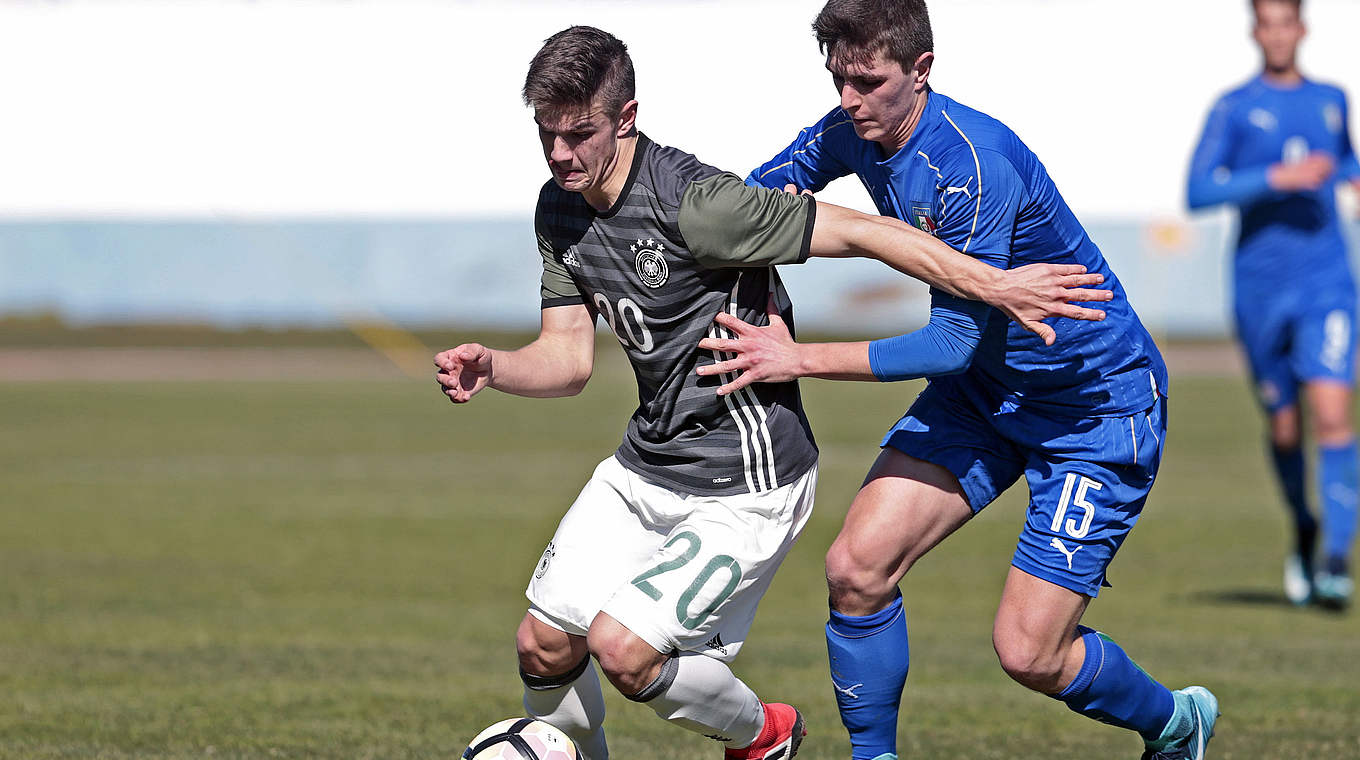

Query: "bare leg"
left=822, top=449, right=972, bottom=760
left=587, top=612, right=767, bottom=749
left=517, top=612, right=607, bottom=759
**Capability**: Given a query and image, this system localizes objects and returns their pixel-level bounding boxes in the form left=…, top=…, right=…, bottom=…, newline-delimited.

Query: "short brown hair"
left=813, top=0, right=933, bottom=71
left=523, top=26, right=636, bottom=117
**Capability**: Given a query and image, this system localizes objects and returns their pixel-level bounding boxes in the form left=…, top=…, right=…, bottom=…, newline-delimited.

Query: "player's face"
left=1253, top=1, right=1305, bottom=73
left=535, top=98, right=629, bottom=195
left=827, top=50, right=921, bottom=152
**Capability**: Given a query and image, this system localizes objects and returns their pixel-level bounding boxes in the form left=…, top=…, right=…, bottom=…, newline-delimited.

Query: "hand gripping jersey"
left=1188, top=75, right=1360, bottom=299
left=749, top=91, right=1167, bottom=417
left=536, top=134, right=819, bottom=496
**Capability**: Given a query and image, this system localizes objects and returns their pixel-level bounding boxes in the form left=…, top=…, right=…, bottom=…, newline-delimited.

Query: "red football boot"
left=724, top=702, right=805, bottom=760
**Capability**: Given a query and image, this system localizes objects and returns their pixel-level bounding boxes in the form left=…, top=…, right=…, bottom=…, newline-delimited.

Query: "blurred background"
left=2, top=0, right=1357, bottom=340
left=3, top=2, right=1359, bottom=759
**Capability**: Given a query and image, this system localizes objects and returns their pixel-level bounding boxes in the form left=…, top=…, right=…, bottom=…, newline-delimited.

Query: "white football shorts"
left=526, top=455, right=817, bottom=663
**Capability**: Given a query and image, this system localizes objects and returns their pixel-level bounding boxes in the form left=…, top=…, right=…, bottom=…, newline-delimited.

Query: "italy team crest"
left=910, top=204, right=936, bottom=234
left=632, top=238, right=669, bottom=288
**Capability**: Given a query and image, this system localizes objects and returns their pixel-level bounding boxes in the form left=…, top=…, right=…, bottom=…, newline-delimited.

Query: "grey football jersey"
left=535, top=134, right=819, bottom=496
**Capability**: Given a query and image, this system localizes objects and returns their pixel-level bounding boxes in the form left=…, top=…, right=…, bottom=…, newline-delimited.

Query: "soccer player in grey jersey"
left=436, top=26, right=1111, bottom=760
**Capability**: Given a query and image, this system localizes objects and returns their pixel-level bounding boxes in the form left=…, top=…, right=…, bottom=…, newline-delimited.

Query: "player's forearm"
left=1187, top=165, right=1272, bottom=209
left=792, top=341, right=878, bottom=381
left=810, top=203, right=1003, bottom=303
left=487, top=339, right=593, bottom=398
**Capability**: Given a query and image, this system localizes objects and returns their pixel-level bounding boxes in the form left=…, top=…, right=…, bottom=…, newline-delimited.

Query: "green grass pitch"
left=1, top=346, right=1357, bottom=758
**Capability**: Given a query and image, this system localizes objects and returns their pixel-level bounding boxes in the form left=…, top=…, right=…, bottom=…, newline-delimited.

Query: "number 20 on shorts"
left=630, top=531, right=743, bottom=630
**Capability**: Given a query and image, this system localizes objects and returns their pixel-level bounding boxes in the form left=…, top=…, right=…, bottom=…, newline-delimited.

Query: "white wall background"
left=1, top=0, right=1357, bottom=221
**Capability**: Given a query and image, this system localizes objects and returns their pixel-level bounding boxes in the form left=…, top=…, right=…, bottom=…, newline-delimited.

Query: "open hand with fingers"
left=996, top=263, right=1111, bottom=346
left=434, top=344, right=493, bottom=403
left=696, top=296, right=803, bottom=396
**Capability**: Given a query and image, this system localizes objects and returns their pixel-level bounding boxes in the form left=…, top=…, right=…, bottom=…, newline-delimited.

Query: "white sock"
left=522, top=658, right=609, bottom=760
left=628, top=652, right=764, bottom=748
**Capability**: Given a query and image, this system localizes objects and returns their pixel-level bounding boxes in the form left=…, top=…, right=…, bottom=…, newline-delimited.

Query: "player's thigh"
left=992, top=565, right=1090, bottom=673
left=598, top=464, right=818, bottom=663
left=1010, top=398, right=1166, bottom=599
left=877, top=378, right=1027, bottom=515
left=526, top=457, right=671, bottom=638
left=827, top=447, right=974, bottom=587
left=517, top=611, right=589, bottom=675
left=1235, top=298, right=1298, bottom=412
left=1293, top=302, right=1357, bottom=440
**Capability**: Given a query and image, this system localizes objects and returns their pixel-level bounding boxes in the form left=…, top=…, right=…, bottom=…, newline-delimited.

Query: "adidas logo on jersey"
left=562, top=246, right=582, bottom=268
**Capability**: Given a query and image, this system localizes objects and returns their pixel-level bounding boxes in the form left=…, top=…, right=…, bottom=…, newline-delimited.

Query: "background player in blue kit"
left=1187, top=0, right=1360, bottom=610
left=698, top=1, right=1219, bottom=758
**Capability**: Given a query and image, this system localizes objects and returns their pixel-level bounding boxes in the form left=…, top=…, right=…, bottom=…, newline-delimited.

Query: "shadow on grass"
left=1185, top=588, right=1295, bottom=607
left=1182, top=589, right=1353, bottom=616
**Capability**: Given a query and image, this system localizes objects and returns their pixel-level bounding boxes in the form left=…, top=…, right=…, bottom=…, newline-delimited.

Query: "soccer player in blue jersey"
left=1187, top=0, right=1360, bottom=610
left=696, top=1, right=1219, bottom=758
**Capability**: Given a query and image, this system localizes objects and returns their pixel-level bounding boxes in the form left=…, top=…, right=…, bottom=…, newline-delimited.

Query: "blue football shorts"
left=880, top=373, right=1166, bottom=598
left=1234, top=289, right=1356, bottom=413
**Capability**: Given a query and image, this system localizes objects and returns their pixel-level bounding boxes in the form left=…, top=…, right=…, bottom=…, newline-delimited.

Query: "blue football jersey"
left=1188, top=75, right=1360, bottom=296
left=748, top=90, right=1166, bottom=418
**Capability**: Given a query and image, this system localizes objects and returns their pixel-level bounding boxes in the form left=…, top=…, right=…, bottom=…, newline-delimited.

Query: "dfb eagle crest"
left=631, top=238, right=669, bottom=289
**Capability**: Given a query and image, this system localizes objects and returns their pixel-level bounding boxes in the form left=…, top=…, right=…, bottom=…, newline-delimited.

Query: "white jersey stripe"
left=756, top=118, right=854, bottom=180
left=724, top=277, right=771, bottom=492
left=751, top=278, right=781, bottom=488
left=1129, top=417, right=1138, bottom=464
left=710, top=321, right=759, bottom=495
left=728, top=283, right=778, bottom=490
left=940, top=110, right=983, bottom=254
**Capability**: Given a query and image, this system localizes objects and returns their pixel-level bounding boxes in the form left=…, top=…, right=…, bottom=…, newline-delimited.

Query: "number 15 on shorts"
left=1052, top=473, right=1102, bottom=539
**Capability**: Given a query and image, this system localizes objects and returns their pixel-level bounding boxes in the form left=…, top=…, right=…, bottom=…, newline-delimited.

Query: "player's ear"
left=616, top=99, right=639, bottom=139
left=911, top=52, right=934, bottom=91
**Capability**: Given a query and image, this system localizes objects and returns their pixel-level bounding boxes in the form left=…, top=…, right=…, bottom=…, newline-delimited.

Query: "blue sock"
left=1055, top=627, right=1175, bottom=742
left=1270, top=444, right=1318, bottom=563
left=827, top=594, right=908, bottom=760
left=1319, top=439, right=1359, bottom=563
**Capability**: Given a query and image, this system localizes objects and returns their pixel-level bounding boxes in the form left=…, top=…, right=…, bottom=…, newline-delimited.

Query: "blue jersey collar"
left=1254, top=72, right=1308, bottom=93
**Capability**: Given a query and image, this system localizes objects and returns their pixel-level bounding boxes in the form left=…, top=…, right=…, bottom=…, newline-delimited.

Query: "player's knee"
left=825, top=541, right=900, bottom=613
left=1311, top=406, right=1354, bottom=445
left=1270, top=408, right=1303, bottom=450
left=1271, top=425, right=1302, bottom=450
left=586, top=618, right=665, bottom=696
left=516, top=614, right=581, bottom=677
left=992, top=634, right=1066, bottom=693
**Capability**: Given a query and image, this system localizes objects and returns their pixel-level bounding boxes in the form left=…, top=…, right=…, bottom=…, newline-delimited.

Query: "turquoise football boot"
left=1140, top=687, right=1218, bottom=760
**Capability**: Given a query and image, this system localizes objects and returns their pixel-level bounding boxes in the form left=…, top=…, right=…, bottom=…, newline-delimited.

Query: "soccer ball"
left=462, top=718, right=578, bottom=760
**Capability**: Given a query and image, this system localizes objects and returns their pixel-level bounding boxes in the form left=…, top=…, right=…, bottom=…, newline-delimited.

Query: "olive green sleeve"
left=537, top=216, right=585, bottom=309
left=678, top=172, right=817, bottom=269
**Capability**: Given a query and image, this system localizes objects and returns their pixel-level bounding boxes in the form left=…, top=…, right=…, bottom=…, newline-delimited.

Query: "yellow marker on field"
left=341, top=308, right=433, bottom=380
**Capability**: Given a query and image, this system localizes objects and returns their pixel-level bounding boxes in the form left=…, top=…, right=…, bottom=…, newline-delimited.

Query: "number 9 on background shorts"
left=526, top=456, right=817, bottom=662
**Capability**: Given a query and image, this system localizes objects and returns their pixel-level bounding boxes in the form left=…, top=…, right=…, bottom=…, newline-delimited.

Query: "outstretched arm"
left=807, top=201, right=1108, bottom=346
left=434, top=304, right=595, bottom=403
left=681, top=172, right=1109, bottom=345
left=697, top=294, right=985, bottom=395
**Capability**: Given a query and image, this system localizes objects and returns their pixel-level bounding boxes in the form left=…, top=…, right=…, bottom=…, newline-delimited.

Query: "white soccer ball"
left=462, top=718, right=578, bottom=760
